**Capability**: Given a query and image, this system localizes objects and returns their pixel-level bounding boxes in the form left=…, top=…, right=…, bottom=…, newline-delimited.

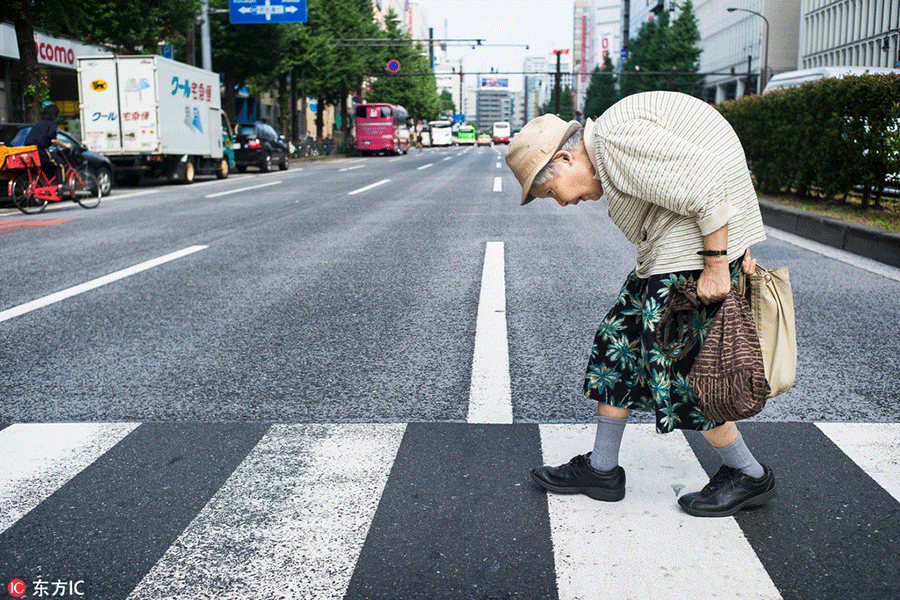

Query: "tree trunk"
left=315, top=96, right=324, bottom=140
left=13, top=1, right=44, bottom=122
left=290, top=68, right=298, bottom=146
left=277, top=74, right=288, bottom=136
left=341, top=89, right=350, bottom=148
left=222, top=67, right=238, bottom=126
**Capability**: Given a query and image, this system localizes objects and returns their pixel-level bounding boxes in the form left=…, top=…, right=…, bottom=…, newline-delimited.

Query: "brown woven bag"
left=657, top=281, right=771, bottom=422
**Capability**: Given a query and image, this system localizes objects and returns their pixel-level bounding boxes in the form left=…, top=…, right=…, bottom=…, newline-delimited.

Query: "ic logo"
left=8, top=579, right=26, bottom=597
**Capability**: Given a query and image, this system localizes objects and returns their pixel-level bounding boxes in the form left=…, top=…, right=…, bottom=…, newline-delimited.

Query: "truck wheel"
left=216, top=158, right=229, bottom=179
left=183, top=160, right=195, bottom=183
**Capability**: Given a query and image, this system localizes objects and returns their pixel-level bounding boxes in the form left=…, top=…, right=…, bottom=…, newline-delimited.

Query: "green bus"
left=457, top=125, right=476, bottom=145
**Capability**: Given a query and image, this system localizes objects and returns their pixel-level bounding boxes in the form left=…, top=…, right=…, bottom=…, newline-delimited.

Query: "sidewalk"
left=758, top=198, right=900, bottom=269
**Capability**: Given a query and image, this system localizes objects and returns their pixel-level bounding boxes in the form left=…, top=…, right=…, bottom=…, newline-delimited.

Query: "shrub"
left=717, top=74, right=900, bottom=206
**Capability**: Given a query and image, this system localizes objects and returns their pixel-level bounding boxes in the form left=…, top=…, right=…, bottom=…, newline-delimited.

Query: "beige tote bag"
left=739, top=266, right=797, bottom=397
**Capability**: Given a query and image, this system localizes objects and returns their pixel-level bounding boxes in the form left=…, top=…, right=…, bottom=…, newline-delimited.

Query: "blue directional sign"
left=230, top=0, right=307, bottom=24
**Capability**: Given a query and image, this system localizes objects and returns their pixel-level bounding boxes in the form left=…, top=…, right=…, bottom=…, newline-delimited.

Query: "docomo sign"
left=34, top=33, right=77, bottom=68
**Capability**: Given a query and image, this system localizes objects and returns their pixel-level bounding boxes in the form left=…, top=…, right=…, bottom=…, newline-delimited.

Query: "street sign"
left=229, top=0, right=307, bottom=24
left=386, top=59, right=401, bottom=73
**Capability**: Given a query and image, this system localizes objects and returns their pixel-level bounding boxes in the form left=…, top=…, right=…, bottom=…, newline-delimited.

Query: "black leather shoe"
left=530, top=453, right=625, bottom=502
left=678, top=465, right=776, bottom=517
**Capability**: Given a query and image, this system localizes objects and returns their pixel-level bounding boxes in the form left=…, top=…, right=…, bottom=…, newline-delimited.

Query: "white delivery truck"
left=77, top=55, right=231, bottom=183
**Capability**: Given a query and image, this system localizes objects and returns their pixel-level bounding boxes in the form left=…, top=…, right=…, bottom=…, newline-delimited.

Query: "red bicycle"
left=5, top=146, right=101, bottom=214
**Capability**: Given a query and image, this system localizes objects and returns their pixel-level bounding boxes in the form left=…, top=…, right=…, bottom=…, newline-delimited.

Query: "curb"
left=758, top=198, right=900, bottom=269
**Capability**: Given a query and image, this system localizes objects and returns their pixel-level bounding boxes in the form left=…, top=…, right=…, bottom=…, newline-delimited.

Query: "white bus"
left=492, top=121, right=511, bottom=144
left=763, top=66, right=900, bottom=93
left=429, top=121, right=453, bottom=146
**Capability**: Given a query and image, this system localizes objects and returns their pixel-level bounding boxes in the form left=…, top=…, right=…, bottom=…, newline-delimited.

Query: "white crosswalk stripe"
left=0, top=423, right=139, bottom=532
left=541, top=424, right=782, bottom=600
left=127, top=424, right=405, bottom=600
left=815, top=422, right=900, bottom=502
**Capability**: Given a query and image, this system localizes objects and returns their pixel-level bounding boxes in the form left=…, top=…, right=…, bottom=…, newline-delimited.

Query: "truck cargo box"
left=77, top=55, right=223, bottom=159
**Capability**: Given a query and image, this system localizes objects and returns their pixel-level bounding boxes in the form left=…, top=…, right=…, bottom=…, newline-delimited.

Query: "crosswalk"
left=1, top=421, right=898, bottom=599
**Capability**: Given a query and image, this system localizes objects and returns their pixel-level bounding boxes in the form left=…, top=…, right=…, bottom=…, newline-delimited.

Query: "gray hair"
left=532, top=128, right=584, bottom=187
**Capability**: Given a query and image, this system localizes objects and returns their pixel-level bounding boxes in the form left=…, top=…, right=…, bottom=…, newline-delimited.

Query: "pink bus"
left=354, top=103, right=410, bottom=155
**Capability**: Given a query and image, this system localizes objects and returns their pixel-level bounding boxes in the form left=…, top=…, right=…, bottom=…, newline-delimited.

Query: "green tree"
left=76, top=1, right=202, bottom=54
left=439, top=89, right=455, bottom=115
left=669, top=0, right=703, bottom=96
left=209, top=0, right=291, bottom=126
left=621, top=1, right=702, bottom=97
left=0, top=0, right=200, bottom=121
left=539, top=85, right=575, bottom=121
left=365, top=11, right=441, bottom=122
left=583, top=57, right=618, bottom=118
left=307, top=0, right=383, bottom=141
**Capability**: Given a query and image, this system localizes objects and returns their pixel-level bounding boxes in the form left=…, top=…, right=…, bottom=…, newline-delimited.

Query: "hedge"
left=716, top=73, right=900, bottom=206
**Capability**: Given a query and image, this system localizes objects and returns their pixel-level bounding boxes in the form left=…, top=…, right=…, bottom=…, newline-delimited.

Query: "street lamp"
left=727, top=7, right=769, bottom=93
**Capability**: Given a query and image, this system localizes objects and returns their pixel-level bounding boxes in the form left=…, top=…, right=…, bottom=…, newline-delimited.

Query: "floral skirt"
left=582, top=260, right=742, bottom=433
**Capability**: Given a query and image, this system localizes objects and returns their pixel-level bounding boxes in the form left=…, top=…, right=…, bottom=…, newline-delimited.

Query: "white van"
left=762, top=66, right=900, bottom=93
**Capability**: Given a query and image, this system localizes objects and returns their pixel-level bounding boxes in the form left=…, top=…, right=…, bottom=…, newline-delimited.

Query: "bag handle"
left=656, top=281, right=701, bottom=360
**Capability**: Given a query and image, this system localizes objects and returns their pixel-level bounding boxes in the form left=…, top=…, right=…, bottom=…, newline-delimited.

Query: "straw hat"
left=505, top=114, right=582, bottom=205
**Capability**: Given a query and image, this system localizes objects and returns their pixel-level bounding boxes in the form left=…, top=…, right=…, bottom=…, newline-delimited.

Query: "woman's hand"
left=741, top=248, right=757, bottom=274
left=696, top=256, right=731, bottom=304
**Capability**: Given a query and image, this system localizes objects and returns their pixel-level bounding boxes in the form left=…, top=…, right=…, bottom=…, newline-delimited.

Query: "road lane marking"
left=339, top=165, right=366, bottom=172
left=496, top=162, right=501, bottom=168
left=493, top=177, right=502, bottom=192
left=348, top=179, right=390, bottom=196
left=205, top=181, right=281, bottom=198
left=468, top=241, right=512, bottom=424
left=417, top=163, right=434, bottom=170
left=443, top=156, right=453, bottom=161
left=98, top=188, right=162, bottom=201
left=0, top=245, right=208, bottom=323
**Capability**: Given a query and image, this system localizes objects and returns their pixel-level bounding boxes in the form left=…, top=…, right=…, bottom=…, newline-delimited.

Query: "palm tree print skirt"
left=582, top=260, right=742, bottom=433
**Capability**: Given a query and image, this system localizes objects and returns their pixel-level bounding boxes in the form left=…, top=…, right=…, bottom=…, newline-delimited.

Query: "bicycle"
left=7, top=146, right=101, bottom=214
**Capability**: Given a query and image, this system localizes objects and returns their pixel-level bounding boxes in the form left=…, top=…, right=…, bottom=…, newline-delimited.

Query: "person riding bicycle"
left=24, top=103, right=71, bottom=187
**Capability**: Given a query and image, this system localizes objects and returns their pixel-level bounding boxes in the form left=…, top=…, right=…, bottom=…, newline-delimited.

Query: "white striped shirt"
left=583, top=91, right=766, bottom=277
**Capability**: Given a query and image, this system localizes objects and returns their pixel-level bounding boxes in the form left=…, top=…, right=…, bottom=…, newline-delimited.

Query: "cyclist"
left=24, top=103, right=71, bottom=187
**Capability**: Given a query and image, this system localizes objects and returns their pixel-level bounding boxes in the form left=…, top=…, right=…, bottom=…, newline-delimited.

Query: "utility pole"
left=429, top=27, right=434, bottom=71
left=200, top=0, right=212, bottom=70
left=552, top=49, right=569, bottom=115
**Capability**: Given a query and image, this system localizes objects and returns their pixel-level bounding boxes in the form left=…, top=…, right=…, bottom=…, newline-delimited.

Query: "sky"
left=416, top=0, right=575, bottom=91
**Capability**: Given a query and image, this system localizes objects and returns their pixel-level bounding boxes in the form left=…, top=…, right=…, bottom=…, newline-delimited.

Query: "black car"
left=233, top=122, right=289, bottom=173
left=0, top=123, right=114, bottom=197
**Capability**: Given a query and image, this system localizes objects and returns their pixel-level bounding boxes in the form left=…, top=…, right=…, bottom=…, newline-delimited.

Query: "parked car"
left=233, top=122, right=289, bottom=173
left=0, top=123, right=114, bottom=197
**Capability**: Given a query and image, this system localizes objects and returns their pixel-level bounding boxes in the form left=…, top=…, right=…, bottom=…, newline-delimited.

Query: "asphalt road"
left=2, top=144, right=898, bottom=424
left=2, top=145, right=900, bottom=600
